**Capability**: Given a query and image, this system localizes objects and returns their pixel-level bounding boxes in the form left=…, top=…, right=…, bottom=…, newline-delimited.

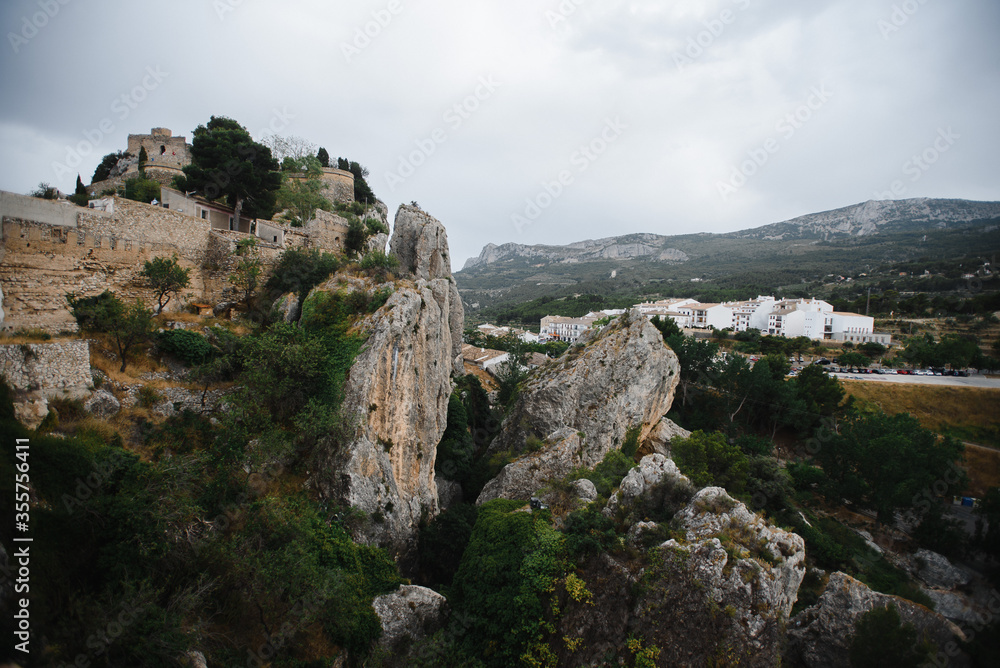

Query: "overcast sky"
left=2, top=0, right=998, bottom=266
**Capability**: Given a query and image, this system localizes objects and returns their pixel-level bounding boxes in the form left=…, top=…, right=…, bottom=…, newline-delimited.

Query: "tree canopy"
left=140, top=254, right=190, bottom=314
left=181, top=116, right=281, bottom=223
left=814, top=412, right=965, bottom=524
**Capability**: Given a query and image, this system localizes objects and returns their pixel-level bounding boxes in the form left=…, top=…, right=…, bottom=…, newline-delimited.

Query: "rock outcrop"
left=477, top=427, right=585, bottom=504
left=640, top=417, right=691, bottom=457
left=910, top=548, right=970, bottom=590
left=604, top=453, right=690, bottom=516
left=549, top=467, right=806, bottom=667
left=786, top=572, right=970, bottom=667
left=372, top=585, right=447, bottom=660
left=270, top=292, right=300, bottom=323
left=673, top=487, right=806, bottom=619
left=477, top=310, right=679, bottom=503
left=312, top=206, right=463, bottom=562
left=389, top=205, right=463, bottom=373
left=84, top=389, right=121, bottom=419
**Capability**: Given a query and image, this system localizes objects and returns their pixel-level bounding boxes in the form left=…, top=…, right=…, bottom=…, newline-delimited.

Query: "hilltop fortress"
left=0, top=127, right=375, bottom=333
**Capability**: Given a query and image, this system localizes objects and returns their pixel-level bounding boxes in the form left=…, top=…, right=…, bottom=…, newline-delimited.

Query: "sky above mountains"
left=1, top=0, right=998, bottom=265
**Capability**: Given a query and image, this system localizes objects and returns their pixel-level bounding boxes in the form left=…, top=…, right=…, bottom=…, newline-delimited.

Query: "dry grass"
left=843, top=382, right=1000, bottom=495
left=463, top=361, right=498, bottom=391
left=962, top=444, right=1000, bottom=497
left=843, top=383, right=1000, bottom=442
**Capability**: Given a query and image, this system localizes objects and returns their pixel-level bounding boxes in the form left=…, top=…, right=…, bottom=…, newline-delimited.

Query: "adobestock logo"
left=716, top=83, right=833, bottom=202
left=384, top=75, right=502, bottom=192
left=512, top=116, right=627, bottom=233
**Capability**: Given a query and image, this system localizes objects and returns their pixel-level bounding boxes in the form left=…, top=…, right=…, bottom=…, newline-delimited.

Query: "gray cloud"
left=1, top=0, right=997, bottom=265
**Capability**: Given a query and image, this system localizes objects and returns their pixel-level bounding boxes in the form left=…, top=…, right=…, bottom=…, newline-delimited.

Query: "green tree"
left=451, top=499, right=564, bottom=667
left=229, top=237, right=262, bottom=309
left=181, top=116, right=282, bottom=223
left=316, top=146, right=330, bottom=167
left=815, top=412, right=966, bottom=524
left=788, top=364, right=848, bottom=435
left=276, top=156, right=331, bottom=226
left=140, top=254, right=191, bottom=314
left=91, top=150, right=128, bottom=183
left=436, top=393, right=476, bottom=484
left=347, top=160, right=376, bottom=204
left=344, top=218, right=367, bottom=257
left=849, top=604, right=932, bottom=667
left=672, top=430, right=749, bottom=494
left=123, top=176, right=161, bottom=203
left=858, top=342, right=887, bottom=359
left=137, top=145, right=148, bottom=175
left=67, top=291, right=154, bottom=372
left=68, top=174, right=90, bottom=206
left=265, top=246, right=340, bottom=304
left=494, top=337, right=529, bottom=409
left=29, top=182, right=58, bottom=199
left=937, top=333, right=979, bottom=369
left=837, top=351, right=870, bottom=370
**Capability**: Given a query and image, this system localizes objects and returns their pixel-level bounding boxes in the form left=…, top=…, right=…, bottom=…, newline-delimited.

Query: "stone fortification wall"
left=0, top=340, right=91, bottom=398
left=320, top=168, right=355, bottom=203
left=1, top=188, right=348, bottom=332
left=0, top=190, right=99, bottom=229
left=78, top=197, right=211, bottom=261
left=306, top=210, right=350, bottom=250
left=126, top=128, right=191, bottom=171
left=2, top=198, right=216, bottom=332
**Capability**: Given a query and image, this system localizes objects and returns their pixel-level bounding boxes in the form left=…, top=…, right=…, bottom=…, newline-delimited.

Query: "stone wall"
left=1, top=189, right=348, bottom=332
left=306, top=210, right=351, bottom=250
left=0, top=190, right=97, bottom=229
left=126, top=128, right=191, bottom=171
left=0, top=340, right=92, bottom=398
left=2, top=198, right=217, bottom=332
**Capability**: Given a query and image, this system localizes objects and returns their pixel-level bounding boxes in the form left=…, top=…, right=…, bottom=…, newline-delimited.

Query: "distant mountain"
left=462, top=233, right=689, bottom=270
left=463, top=199, right=1000, bottom=270
left=455, top=198, right=1000, bottom=312
left=734, top=198, right=1000, bottom=241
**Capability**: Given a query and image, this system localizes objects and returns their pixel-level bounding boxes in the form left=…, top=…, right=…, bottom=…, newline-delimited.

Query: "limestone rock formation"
left=549, top=475, right=806, bottom=666
left=312, top=206, right=463, bottom=561
left=478, top=310, right=678, bottom=503
left=674, top=487, right=806, bottom=619
left=270, top=292, right=300, bottom=323
left=604, top=453, right=690, bottom=517
left=388, top=205, right=462, bottom=374
left=372, top=585, right=447, bottom=659
left=390, top=205, right=453, bottom=281
left=786, top=572, right=970, bottom=667
left=477, top=427, right=585, bottom=504
left=84, top=389, right=121, bottom=419
left=641, top=417, right=691, bottom=457
left=910, top=548, right=970, bottom=589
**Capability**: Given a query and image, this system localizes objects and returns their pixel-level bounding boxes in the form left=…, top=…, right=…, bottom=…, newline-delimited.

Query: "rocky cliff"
left=786, top=571, right=970, bottom=667
left=545, top=456, right=806, bottom=667
left=477, top=310, right=679, bottom=503
left=311, top=206, right=463, bottom=562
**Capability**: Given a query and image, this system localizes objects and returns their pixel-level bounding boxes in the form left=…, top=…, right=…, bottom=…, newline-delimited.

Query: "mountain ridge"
left=461, top=198, right=1000, bottom=269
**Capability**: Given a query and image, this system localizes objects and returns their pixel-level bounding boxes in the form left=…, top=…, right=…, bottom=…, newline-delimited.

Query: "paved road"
left=831, top=373, right=1000, bottom=389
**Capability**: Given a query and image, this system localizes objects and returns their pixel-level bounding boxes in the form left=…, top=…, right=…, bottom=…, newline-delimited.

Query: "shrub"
left=156, top=329, right=214, bottom=366
left=265, top=247, right=340, bottom=303
left=359, top=250, right=399, bottom=281
left=123, top=176, right=161, bottom=204
left=849, top=605, right=933, bottom=667
left=673, top=430, right=749, bottom=494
